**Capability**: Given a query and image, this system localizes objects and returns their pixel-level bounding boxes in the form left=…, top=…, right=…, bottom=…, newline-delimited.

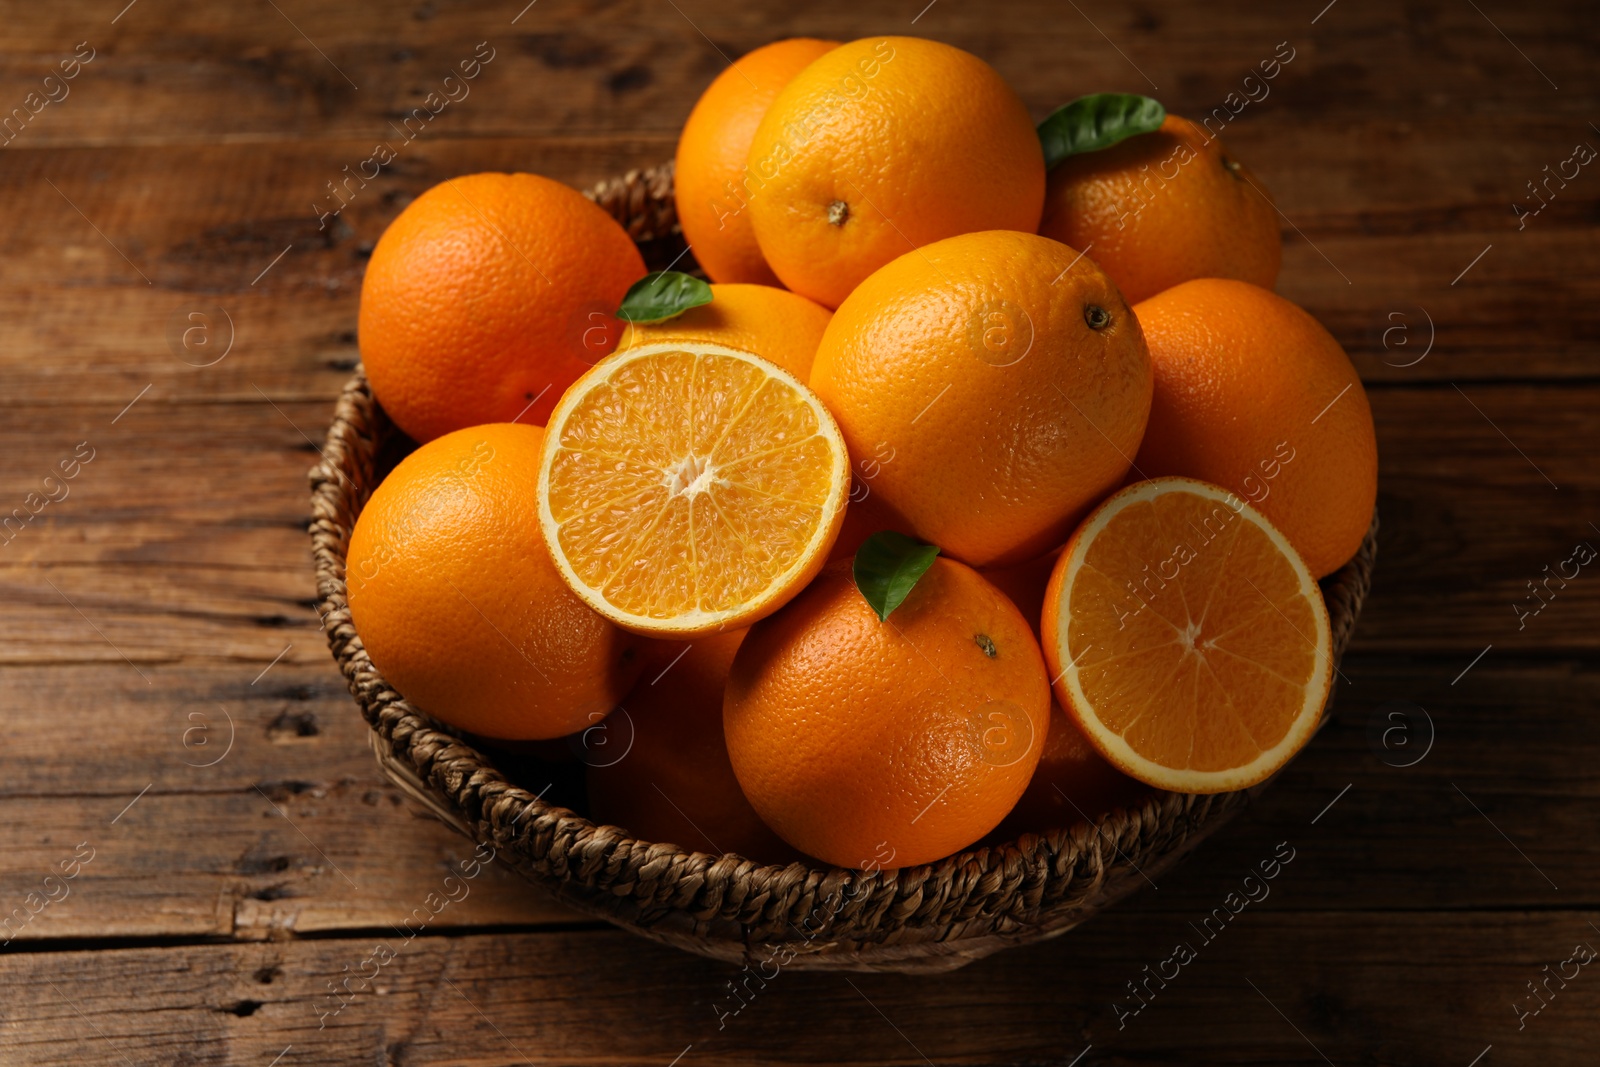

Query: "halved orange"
left=1041, top=477, right=1333, bottom=793
left=537, top=341, right=850, bottom=636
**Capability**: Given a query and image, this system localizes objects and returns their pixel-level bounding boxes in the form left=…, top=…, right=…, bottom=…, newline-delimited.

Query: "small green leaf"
left=1037, top=93, right=1166, bottom=169
left=616, top=270, right=713, bottom=323
left=853, top=532, right=940, bottom=622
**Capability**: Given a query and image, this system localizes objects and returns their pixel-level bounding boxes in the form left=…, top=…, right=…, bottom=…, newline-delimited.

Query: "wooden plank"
left=0, top=136, right=672, bottom=408
left=0, top=0, right=1593, bottom=397
left=0, top=0, right=1591, bottom=1061
left=1357, top=384, right=1600, bottom=653
left=0, top=0, right=1593, bottom=146
left=0, top=652, right=1592, bottom=942
left=0, top=662, right=578, bottom=939
left=3, top=384, right=1597, bottom=660
left=3, top=126, right=1595, bottom=396
left=1176, top=655, right=1599, bottom=912
left=0, top=912, right=1592, bottom=1065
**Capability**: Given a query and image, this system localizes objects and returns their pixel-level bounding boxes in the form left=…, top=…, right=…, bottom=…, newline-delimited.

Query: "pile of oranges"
left=346, top=36, right=1377, bottom=872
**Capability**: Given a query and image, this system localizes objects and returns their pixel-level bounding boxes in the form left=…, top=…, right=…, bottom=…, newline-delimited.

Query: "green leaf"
left=615, top=270, right=713, bottom=323
left=1037, top=93, right=1166, bottom=169
left=853, top=532, right=940, bottom=622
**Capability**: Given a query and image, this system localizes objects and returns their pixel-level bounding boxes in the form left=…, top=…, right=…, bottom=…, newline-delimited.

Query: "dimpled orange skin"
left=619, top=283, right=832, bottom=381
left=724, top=559, right=1050, bottom=870
left=1039, top=115, right=1281, bottom=306
left=359, top=173, right=645, bottom=443
left=675, top=38, right=840, bottom=286
left=1133, top=279, right=1377, bottom=577
left=810, top=230, right=1154, bottom=568
left=347, top=424, right=645, bottom=740
left=746, top=37, right=1046, bottom=308
left=587, top=629, right=796, bottom=864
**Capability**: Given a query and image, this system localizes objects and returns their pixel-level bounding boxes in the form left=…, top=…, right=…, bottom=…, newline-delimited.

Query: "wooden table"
left=3, top=1, right=1596, bottom=1063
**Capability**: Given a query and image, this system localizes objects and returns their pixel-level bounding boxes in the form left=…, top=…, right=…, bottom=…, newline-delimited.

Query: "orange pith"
left=538, top=341, right=849, bottom=636
left=1043, top=478, right=1332, bottom=793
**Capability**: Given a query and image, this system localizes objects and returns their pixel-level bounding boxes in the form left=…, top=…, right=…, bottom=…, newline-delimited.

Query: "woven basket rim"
left=306, top=162, right=1378, bottom=972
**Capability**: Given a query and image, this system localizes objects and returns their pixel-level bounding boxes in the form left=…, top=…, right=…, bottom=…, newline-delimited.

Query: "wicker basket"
left=309, top=162, right=1377, bottom=974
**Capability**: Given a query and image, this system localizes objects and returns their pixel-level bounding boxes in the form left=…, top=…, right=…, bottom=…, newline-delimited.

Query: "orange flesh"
left=545, top=348, right=840, bottom=621
left=1066, top=491, right=1320, bottom=773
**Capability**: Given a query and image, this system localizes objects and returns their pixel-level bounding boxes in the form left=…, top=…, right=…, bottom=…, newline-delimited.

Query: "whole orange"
left=746, top=37, right=1045, bottom=308
left=724, top=559, right=1050, bottom=870
left=619, top=282, right=831, bottom=381
left=359, top=173, right=645, bottom=442
left=1132, top=279, right=1377, bottom=577
left=586, top=629, right=794, bottom=864
left=1038, top=114, right=1280, bottom=305
left=675, top=38, right=840, bottom=286
left=347, top=423, right=645, bottom=739
left=810, top=230, right=1153, bottom=567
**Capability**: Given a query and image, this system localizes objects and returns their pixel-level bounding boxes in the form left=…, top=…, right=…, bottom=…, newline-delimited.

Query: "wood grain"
left=1, top=912, right=1593, bottom=1066
left=2, top=388, right=1596, bottom=662
left=0, top=655, right=1592, bottom=947
left=0, top=2, right=1594, bottom=143
left=2, top=0, right=1596, bottom=1060
left=3, top=131, right=1596, bottom=400
left=0, top=659, right=580, bottom=941
left=4, top=0, right=1599, bottom=395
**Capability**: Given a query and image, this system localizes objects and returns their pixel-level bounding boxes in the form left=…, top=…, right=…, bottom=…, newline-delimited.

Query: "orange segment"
left=538, top=342, right=850, bottom=636
left=1041, top=477, right=1333, bottom=793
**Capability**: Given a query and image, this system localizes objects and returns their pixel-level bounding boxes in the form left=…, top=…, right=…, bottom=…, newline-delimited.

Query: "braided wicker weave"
left=309, top=162, right=1377, bottom=973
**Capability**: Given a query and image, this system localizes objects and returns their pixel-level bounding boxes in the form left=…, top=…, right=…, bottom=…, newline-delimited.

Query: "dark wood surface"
left=3, top=1, right=1597, bottom=1063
